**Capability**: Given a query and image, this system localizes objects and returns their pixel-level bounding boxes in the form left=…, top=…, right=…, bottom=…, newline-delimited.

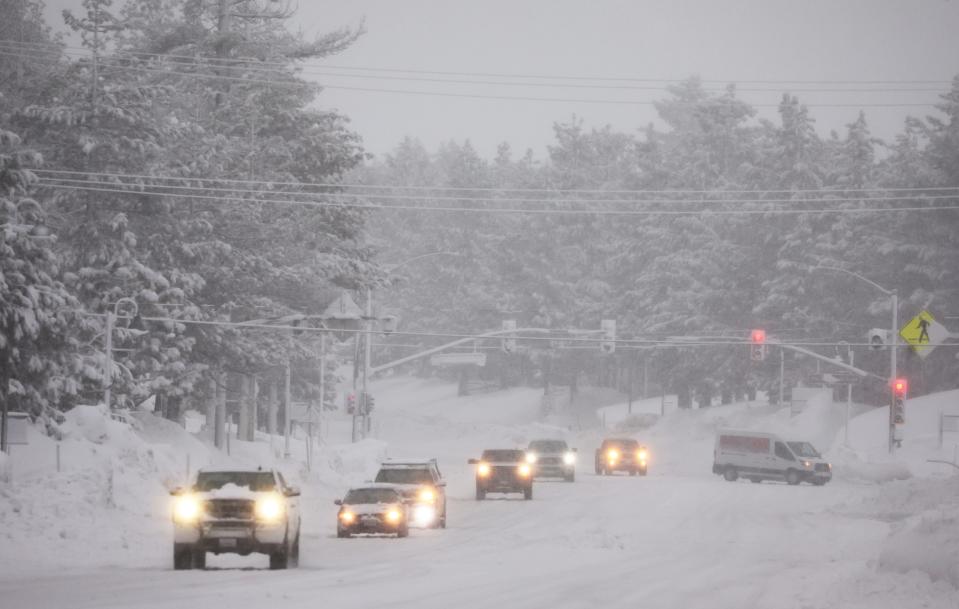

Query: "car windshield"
left=529, top=440, right=568, bottom=452
left=787, top=442, right=821, bottom=458
left=481, top=450, right=525, bottom=462
left=374, top=468, right=434, bottom=484
left=194, top=471, right=276, bottom=492
left=344, top=489, right=399, bottom=504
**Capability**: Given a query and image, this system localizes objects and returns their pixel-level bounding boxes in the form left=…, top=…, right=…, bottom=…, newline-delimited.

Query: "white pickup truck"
left=170, top=468, right=301, bottom=570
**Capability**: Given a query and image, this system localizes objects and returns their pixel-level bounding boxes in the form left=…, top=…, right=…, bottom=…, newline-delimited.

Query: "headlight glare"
left=638, top=449, right=648, bottom=461
left=607, top=449, right=619, bottom=461
left=173, top=495, right=203, bottom=523
left=477, top=463, right=491, bottom=477
left=525, top=452, right=537, bottom=464
left=418, top=488, right=435, bottom=503
left=386, top=508, right=402, bottom=523
left=518, top=463, right=532, bottom=477
left=413, top=504, right=436, bottom=527
left=339, top=510, right=356, bottom=524
left=255, top=493, right=285, bottom=522
left=562, top=452, right=576, bottom=465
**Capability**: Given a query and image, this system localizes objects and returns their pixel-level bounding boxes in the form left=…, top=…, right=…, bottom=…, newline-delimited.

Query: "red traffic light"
left=751, top=329, right=766, bottom=344
left=892, top=378, right=908, bottom=396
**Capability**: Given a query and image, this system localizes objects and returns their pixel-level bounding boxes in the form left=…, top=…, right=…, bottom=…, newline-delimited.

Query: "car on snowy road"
left=335, top=485, right=410, bottom=538
left=594, top=438, right=649, bottom=476
left=170, top=468, right=301, bottom=570
left=712, top=430, right=832, bottom=485
left=469, top=449, right=534, bottom=500
left=373, top=459, right=447, bottom=528
left=525, top=439, right=577, bottom=482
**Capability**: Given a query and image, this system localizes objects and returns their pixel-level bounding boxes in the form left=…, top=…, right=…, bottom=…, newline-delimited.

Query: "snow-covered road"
left=1, top=378, right=956, bottom=609
left=1, top=469, right=947, bottom=609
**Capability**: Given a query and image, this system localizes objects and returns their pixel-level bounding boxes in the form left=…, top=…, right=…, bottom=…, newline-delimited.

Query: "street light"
left=811, top=265, right=898, bottom=453
left=358, top=251, right=463, bottom=440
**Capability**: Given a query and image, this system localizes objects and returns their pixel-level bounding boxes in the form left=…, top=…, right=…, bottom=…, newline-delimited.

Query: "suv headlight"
left=563, top=452, right=576, bottom=465
left=518, top=463, right=532, bottom=477
left=607, top=449, right=619, bottom=461
left=477, top=463, right=491, bottom=477
left=255, top=493, right=285, bottom=522
left=418, top=488, right=436, bottom=503
left=525, top=452, right=538, bottom=464
left=638, top=449, right=648, bottom=462
left=173, top=495, right=203, bottom=523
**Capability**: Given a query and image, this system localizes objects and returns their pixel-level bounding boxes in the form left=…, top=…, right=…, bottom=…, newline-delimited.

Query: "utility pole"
left=317, top=333, right=326, bottom=443
left=284, top=334, right=292, bottom=459
left=779, top=347, right=785, bottom=406
left=103, top=311, right=114, bottom=409
left=363, top=288, right=373, bottom=435
left=845, top=351, right=854, bottom=446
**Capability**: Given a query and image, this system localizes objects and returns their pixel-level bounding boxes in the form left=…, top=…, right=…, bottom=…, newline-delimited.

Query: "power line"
left=2, top=38, right=953, bottom=88
left=32, top=168, right=959, bottom=197
left=37, top=176, right=959, bottom=208
left=0, top=47, right=945, bottom=109
left=41, top=183, right=959, bottom=216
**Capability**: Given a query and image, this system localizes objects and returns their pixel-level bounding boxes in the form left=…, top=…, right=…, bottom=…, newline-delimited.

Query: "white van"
left=712, top=430, right=832, bottom=486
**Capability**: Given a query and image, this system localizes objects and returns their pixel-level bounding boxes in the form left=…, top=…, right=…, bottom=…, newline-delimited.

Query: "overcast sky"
left=44, top=0, right=959, bottom=159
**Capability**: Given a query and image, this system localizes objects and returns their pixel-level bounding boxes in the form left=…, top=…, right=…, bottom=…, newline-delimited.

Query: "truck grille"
left=206, top=499, right=254, bottom=520
left=814, top=463, right=830, bottom=473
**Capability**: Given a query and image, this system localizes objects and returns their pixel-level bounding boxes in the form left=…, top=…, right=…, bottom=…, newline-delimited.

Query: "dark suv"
left=595, top=438, right=649, bottom=476
left=469, top=449, right=533, bottom=500
left=373, top=459, right=447, bottom=528
left=170, top=468, right=301, bottom=570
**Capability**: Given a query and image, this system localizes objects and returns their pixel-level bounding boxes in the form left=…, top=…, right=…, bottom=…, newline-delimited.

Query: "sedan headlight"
left=477, top=463, right=491, bottom=477
left=518, top=463, right=532, bottom=477
left=386, top=508, right=403, bottom=524
left=173, top=495, right=203, bottom=523
left=525, top=452, right=538, bottom=464
left=418, top=488, right=436, bottom=503
left=255, top=493, right=285, bottom=522
left=562, top=452, right=576, bottom=465
left=339, top=510, right=356, bottom=524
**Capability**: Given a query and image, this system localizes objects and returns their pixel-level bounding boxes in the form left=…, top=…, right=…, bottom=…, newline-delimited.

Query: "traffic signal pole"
left=889, top=290, right=899, bottom=454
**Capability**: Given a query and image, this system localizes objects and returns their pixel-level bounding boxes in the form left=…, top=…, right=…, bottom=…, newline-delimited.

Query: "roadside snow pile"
left=829, top=445, right=912, bottom=483
left=874, top=476, right=959, bottom=588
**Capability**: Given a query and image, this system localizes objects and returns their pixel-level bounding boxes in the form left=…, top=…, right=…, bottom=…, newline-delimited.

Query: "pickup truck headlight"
left=607, top=449, right=619, bottom=462
left=563, top=452, right=576, bottom=465
left=413, top=504, right=435, bottom=526
left=173, top=495, right=203, bottom=523
left=477, top=463, right=491, bottom=477
left=255, top=493, right=285, bottom=522
left=518, top=463, right=532, bottom=477
left=638, top=449, right=648, bottom=462
left=418, top=488, right=436, bottom=503
left=525, top=452, right=538, bottom=464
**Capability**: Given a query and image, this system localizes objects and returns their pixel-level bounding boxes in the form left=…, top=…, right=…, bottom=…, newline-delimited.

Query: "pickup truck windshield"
left=195, top=471, right=277, bottom=492
left=344, top=489, right=400, bottom=504
left=481, top=450, right=525, bottom=462
left=529, top=440, right=568, bottom=452
left=375, top=469, right=434, bottom=484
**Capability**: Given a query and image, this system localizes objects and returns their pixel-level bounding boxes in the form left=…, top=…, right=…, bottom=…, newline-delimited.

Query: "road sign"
left=899, top=310, right=950, bottom=359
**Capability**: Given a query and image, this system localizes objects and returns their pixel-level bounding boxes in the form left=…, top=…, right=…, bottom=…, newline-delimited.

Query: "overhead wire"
left=36, top=175, right=959, bottom=208
left=30, top=168, right=959, bottom=197
left=40, top=183, right=959, bottom=216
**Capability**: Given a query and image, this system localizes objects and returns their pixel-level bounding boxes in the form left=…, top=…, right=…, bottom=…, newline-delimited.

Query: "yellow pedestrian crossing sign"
left=900, top=310, right=949, bottom=359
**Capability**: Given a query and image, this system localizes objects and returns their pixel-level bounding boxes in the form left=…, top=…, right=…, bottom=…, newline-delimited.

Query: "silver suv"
left=526, top=439, right=577, bottom=482
left=170, top=468, right=301, bottom=570
left=373, top=459, right=447, bottom=528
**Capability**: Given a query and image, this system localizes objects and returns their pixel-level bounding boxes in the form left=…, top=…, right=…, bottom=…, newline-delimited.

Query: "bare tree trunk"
left=214, top=371, right=226, bottom=449
left=237, top=375, right=250, bottom=441
left=268, top=380, right=278, bottom=436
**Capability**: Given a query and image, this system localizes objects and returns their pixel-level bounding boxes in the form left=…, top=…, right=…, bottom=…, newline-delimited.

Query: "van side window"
left=775, top=442, right=794, bottom=461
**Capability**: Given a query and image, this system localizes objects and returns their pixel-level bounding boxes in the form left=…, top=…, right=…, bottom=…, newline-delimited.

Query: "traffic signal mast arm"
left=764, top=336, right=884, bottom=381
left=370, top=328, right=551, bottom=375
